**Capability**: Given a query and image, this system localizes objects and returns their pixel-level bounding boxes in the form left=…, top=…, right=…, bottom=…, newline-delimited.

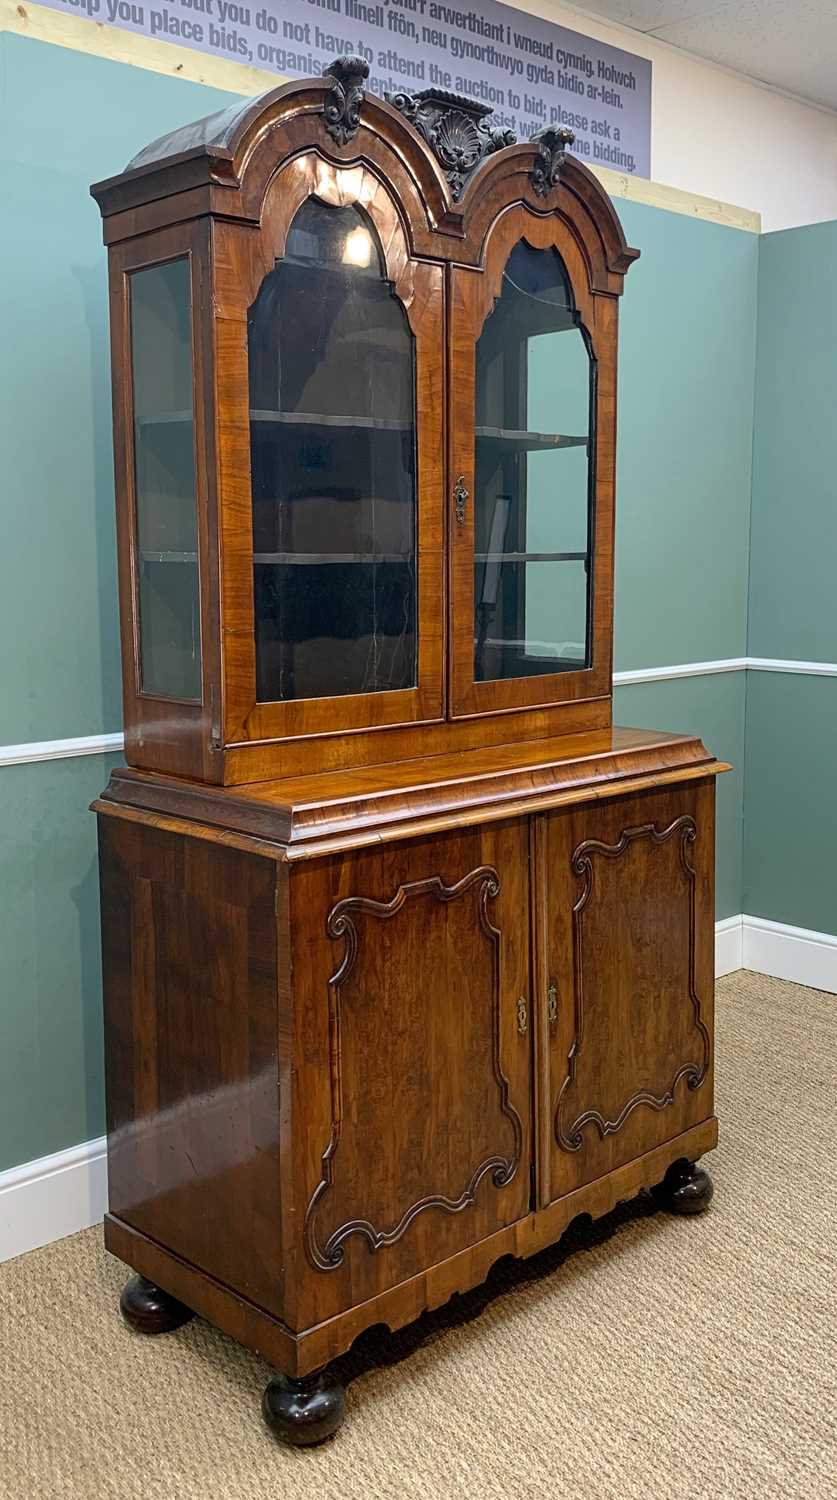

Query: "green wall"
left=614, top=674, right=745, bottom=923
left=615, top=202, right=755, bottom=674
left=0, top=33, right=756, bottom=1174
left=0, top=753, right=119, bottom=1168
left=743, top=674, right=835, bottom=933
left=0, top=35, right=235, bottom=746
left=612, top=201, right=755, bottom=934
left=744, top=220, right=837, bottom=934
left=0, top=35, right=238, bottom=1174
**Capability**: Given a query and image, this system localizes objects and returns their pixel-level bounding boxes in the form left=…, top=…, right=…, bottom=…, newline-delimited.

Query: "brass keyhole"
left=517, top=996, right=528, bottom=1034
left=547, top=985, right=558, bottom=1025
left=454, top=475, right=469, bottom=525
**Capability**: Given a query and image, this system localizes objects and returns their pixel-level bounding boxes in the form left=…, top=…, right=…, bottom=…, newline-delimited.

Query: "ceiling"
left=570, top=2, right=837, bottom=111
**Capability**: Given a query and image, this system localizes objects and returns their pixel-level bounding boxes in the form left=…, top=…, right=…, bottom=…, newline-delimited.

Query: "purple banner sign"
left=50, top=0, right=651, bottom=174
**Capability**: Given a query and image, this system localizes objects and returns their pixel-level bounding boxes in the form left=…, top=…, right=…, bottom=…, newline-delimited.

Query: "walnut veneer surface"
left=91, top=59, right=726, bottom=1444
left=99, top=725, right=726, bottom=851
left=95, top=750, right=724, bottom=1375
left=91, top=61, right=638, bottom=786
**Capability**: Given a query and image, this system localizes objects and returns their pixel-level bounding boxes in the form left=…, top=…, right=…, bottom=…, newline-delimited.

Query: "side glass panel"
left=474, top=241, right=594, bottom=682
left=129, top=259, right=201, bottom=700
left=248, top=200, right=417, bottom=703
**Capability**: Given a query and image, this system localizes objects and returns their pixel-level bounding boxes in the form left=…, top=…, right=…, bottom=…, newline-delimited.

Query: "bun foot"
left=120, top=1274, right=194, bottom=1335
left=655, top=1158, right=714, bottom=1216
left=263, top=1368, right=346, bottom=1447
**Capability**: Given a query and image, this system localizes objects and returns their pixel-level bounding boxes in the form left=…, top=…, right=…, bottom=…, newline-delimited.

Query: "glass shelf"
left=137, top=410, right=411, bottom=435
left=475, top=551, right=587, bottom=563
left=254, top=552, right=410, bottom=565
left=140, top=550, right=197, bottom=564
left=137, top=411, right=192, bottom=427
left=250, top=410, right=410, bottom=433
left=136, top=411, right=410, bottom=434
left=475, top=641, right=586, bottom=675
left=475, top=427, right=588, bottom=453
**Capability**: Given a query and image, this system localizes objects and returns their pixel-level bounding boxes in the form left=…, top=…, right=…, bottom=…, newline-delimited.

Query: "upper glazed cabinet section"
left=92, top=59, right=638, bottom=785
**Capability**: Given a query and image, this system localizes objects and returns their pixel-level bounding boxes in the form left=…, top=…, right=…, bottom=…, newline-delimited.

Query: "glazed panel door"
left=283, top=819, right=532, bottom=1329
left=448, top=203, right=617, bottom=721
left=215, top=156, right=445, bottom=750
left=539, top=781, right=716, bottom=1207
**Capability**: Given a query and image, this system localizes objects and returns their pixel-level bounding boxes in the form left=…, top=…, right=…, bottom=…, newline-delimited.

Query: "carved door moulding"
left=555, top=816, right=711, bottom=1153
left=304, top=867, right=524, bottom=1272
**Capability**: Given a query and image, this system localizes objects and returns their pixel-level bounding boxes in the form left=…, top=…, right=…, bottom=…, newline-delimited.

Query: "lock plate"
left=454, top=475, right=469, bottom=525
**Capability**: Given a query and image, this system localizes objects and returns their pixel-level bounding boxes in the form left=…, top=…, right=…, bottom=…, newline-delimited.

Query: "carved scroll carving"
left=385, top=87, right=516, bottom=199
left=305, top=867, right=524, bottom=1272
left=322, top=55, right=370, bottom=147
left=555, top=817, right=711, bottom=1153
left=530, top=125, right=576, bottom=198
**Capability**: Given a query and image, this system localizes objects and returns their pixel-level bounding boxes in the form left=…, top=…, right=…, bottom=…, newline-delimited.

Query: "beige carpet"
left=1, top=971, right=835, bottom=1500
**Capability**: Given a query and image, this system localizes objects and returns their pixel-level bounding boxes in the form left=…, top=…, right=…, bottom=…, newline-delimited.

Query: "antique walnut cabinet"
left=91, top=59, right=725, bottom=1445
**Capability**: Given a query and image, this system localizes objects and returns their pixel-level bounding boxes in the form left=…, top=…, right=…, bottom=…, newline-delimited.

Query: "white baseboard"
left=2, top=912, right=834, bottom=1267
left=715, top=915, right=743, bottom=977
left=0, top=1135, right=107, bottom=1264
left=715, top=914, right=837, bottom=991
left=741, top=914, right=837, bottom=993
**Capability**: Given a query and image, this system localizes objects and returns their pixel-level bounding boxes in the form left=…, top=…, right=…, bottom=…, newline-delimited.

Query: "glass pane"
left=473, top=241, right=594, bottom=682
left=130, top=258, right=201, bottom=700
left=248, top=200, right=417, bottom=703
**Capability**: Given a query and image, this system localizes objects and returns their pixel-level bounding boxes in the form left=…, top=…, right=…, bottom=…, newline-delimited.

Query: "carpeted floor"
left=1, top=970, right=835, bottom=1500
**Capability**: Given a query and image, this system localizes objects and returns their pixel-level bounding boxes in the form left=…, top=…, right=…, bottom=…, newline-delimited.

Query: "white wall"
left=9, top=0, right=837, bottom=230
left=510, top=0, right=837, bottom=230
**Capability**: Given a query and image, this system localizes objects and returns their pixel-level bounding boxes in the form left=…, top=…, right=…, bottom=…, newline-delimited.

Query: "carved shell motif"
left=433, top=110, right=482, bottom=197
left=385, top=87, right=517, bottom=201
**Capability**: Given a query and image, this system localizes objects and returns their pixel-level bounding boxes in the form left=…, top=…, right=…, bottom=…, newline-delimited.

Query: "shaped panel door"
left=540, top=781, right=716, bottom=1205
left=284, top=820, right=532, bottom=1327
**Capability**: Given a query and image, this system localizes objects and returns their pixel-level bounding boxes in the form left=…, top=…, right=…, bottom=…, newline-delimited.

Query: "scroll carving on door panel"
left=305, top=867, right=524, bottom=1271
left=555, top=816, right=711, bottom=1153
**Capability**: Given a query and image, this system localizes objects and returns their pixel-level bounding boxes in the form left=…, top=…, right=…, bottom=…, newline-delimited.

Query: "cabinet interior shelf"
left=136, top=412, right=192, bottom=428
left=476, top=426, right=588, bottom=453
left=137, top=414, right=586, bottom=453
left=251, top=410, right=409, bottom=433
left=475, top=551, right=588, bottom=563
left=140, top=550, right=197, bottom=563
left=254, top=552, right=410, bottom=565
left=144, top=549, right=587, bottom=566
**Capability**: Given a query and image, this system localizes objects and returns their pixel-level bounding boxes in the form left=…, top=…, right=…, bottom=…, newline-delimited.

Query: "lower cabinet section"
left=97, top=774, right=718, bottom=1366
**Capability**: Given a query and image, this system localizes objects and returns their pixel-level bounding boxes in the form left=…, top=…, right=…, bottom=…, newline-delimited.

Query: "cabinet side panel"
left=108, top=223, right=222, bottom=783
left=283, top=820, right=532, bottom=1329
left=545, top=780, right=715, bottom=1200
left=98, top=813, right=283, bottom=1316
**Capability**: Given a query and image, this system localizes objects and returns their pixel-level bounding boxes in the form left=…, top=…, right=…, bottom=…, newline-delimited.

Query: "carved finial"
left=385, top=87, right=515, bottom=201
left=530, top=125, right=575, bottom=198
left=322, top=55, right=370, bottom=147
